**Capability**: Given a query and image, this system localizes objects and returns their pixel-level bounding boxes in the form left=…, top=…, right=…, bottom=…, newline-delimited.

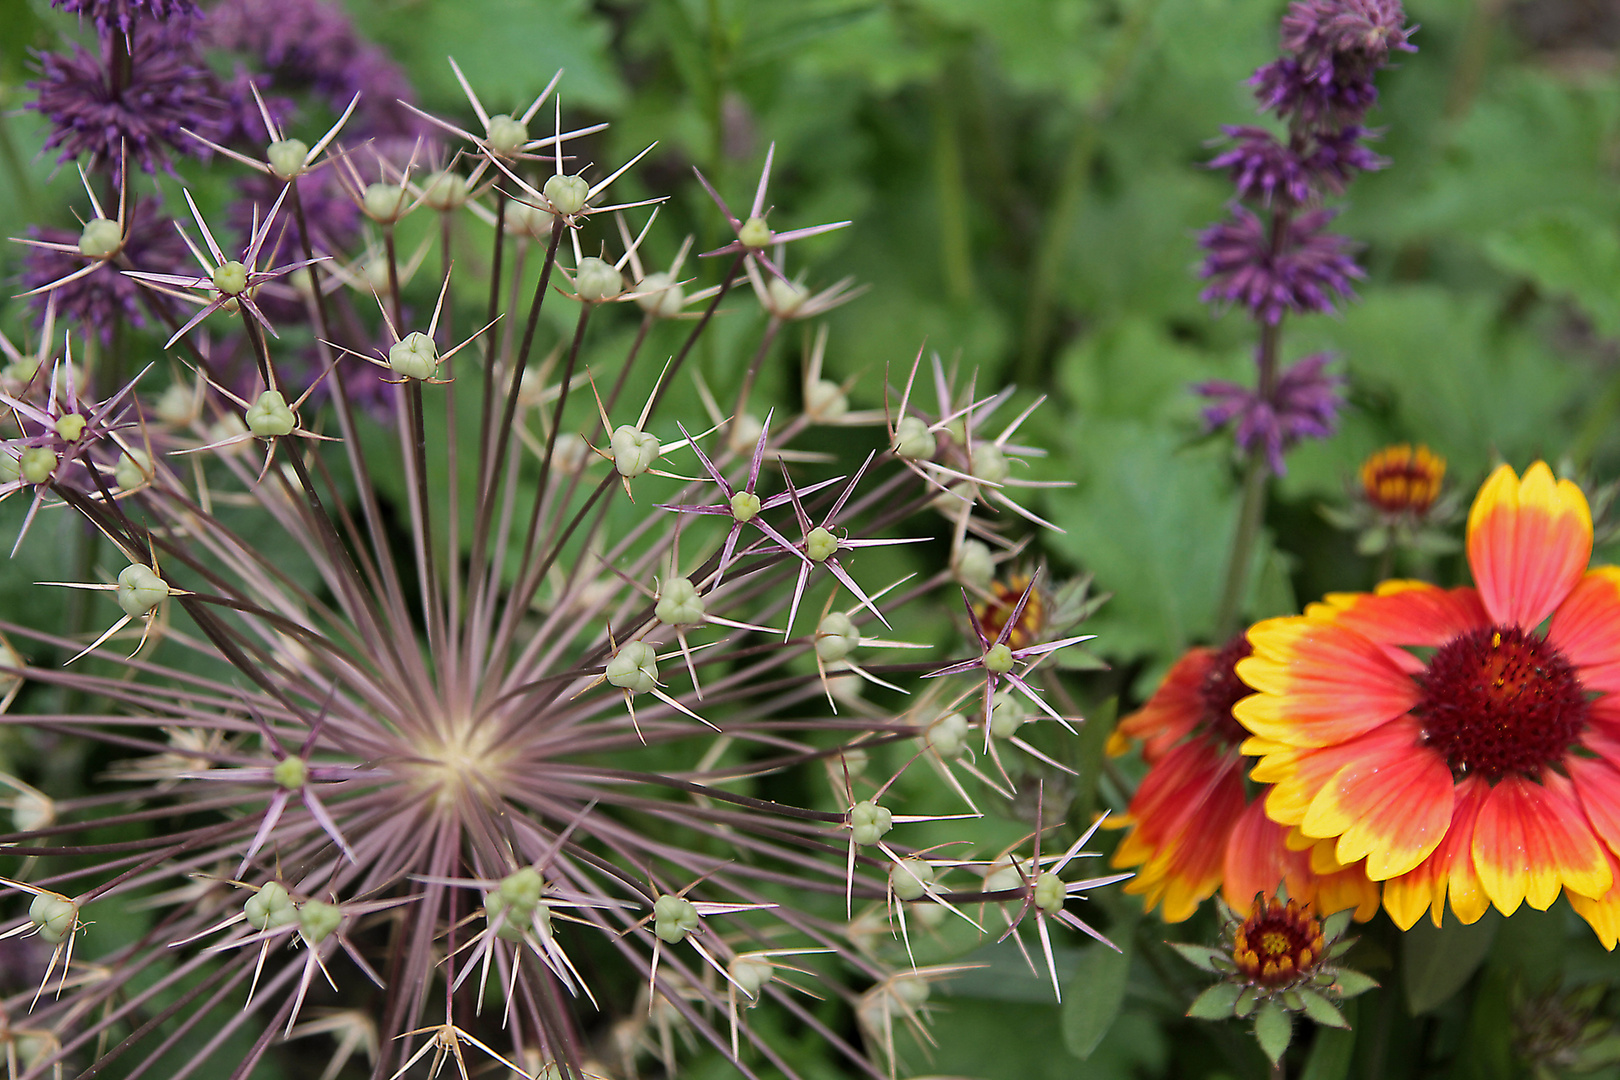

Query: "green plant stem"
left=1213, top=316, right=1280, bottom=640
left=931, top=73, right=974, bottom=304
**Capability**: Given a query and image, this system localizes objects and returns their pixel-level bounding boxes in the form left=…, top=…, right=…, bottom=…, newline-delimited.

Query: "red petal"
left=1549, top=568, right=1620, bottom=694
left=1467, top=462, right=1592, bottom=629
left=1472, top=771, right=1612, bottom=915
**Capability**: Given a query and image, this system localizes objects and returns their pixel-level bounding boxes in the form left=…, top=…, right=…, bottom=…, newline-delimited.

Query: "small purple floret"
left=1196, top=353, right=1344, bottom=475
left=1198, top=206, right=1364, bottom=324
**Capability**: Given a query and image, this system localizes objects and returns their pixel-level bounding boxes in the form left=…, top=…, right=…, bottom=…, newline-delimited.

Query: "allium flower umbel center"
left=1233, top=897, right=1324, bottom=987
left=1199, top=635, right=1255, bottom=745
left=1417, top=626, right=1590, bottom=781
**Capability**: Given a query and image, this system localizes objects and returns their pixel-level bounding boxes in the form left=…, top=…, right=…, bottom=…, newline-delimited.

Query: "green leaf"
left=1187, top=982, right=1242, bottom=1020
left=1254, top=1000, right=1295, bottom=1064
left=1059, top=905, right=1138, bottom=1059
left=1320, top=910, right=1353, bottom=942
left=1298, top=988, right=1348, bottom=1028
left=1484, top=208, right=1620, bottom=337
left=1332, top=969, right=1379, bottom=999
left=1402, top=912, right=1499, bottom=1015
left=1167, top=942, right=1226, bottom=973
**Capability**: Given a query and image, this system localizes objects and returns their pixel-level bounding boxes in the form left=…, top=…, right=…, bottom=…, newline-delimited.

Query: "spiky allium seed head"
left=22, top=197, right=189, bottom=340
left=0, top=121, right=1118, bottom=1080
left=30, top=20, right=226, bottom=175
left=51, top=0, right=200, bottom=34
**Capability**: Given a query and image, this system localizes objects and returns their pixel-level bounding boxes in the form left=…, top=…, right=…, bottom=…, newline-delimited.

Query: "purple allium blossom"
left=1196, top=352, right=1343, bottom=475
left=229, top=169, right=359, bottom=265
left=30, top=22, right=226, bottom=175
left=19, top=197, right=189, bottom=339
left=50, top=0, right=199, bottom=36
left=204, top=0, right=423, bottom=137
left=212, top=69, right=297, bottom=148
left=1198, top=206, right=1363, bottom=323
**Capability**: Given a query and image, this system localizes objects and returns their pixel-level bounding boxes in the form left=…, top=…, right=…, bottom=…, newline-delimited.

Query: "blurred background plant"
left=4, top=0, right=1620, bottom=1077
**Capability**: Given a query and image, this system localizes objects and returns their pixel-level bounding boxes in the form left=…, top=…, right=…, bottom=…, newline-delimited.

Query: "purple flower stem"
left=1212, top=209, right=1288, bottom=640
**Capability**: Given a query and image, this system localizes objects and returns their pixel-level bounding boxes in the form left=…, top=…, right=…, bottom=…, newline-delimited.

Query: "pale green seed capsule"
left=246, top=390, right=296, bottom=438
left=766, top=277, right=808, bottom=317
left=499, top=867, right=544, bottom=911
left=848, top=800, right=892, bottom=846
left=805, top=379, right=848, bottom=422
left=387, top=332, right=439, bottom=380
left=634, top=271, right=685, bottom=318
left=4, top=355, right=41, bottom=386
left=363, top=183, right=410, bottom=222
left=730, top=955, right=774, bottom=1001
left=653, top=893, right=700, bottom=943
left=892, top=416, right=937, bottom=461
left=19, top=447, right=57, bottom=485
left=990, top=691, right=1027, bottom=739
left=244, top=882, right=300, bottom=931
left=842, top=746, right=870, bottom=776
left=983, top=642, right=1015, bottom=674
left=574, top=257, right=622, bottom=302
left=29, top=893, right=77, bottom=945
left=422, top=170, right=470, bottom=211
left=729, top=490, right=762, bottom=522
left=273, top=755, right=307, bottom=790
left=655, top=578, right=705, bottom=627
left=738, top=216, right=772, bottom=249
left=542, top=174, right=589, bottom=216
left=605, top=641, right=658, bottom=694
left=266, top=138, right=309, bottom=180
left=212, top=260, right=248, bottom=296
left=815, top=611, right=860, bottom=662
left=893, top=975, right=930, bottom=1007
left=155, top=383, right=196, bottom=425
left=507, top=200, right=555, bottom=240
left=116, top=564, right=170, bottom=618
left=1034, top=872, right=1066, bottom=913
left=890, top=858, right=935, bottom=902
left=484, top=114, right=528, bottom=156
left=114, top=448, right=152, bottom=491
left=924, top=711, right=970, bottom=759
left=952, top=539, right=995, bottom=590
left=54, top=414, right=87, bottom=442
left=12, top=791, right=53, bottom=833
left=609, top=426, right=659, bottom=478
left=806, top=526, right=838, bottom=562
left=299, top=898, right=342, bottom=943
left=78, top=217, right=123, bottom=259
left=971, top=442, right=1010, bottom=484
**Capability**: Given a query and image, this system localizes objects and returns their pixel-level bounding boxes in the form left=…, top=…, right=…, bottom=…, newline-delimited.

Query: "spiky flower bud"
left=923, top=711, right=970, bottom=758
left=805, top=379, right=847, bottom=422
left=729, top=490, right=761, bottom=522
left=893, top=416, right=937, bottom=461
left=507, top=200, right=555, bottom=240
left=738, top=216, right=772, bottom=249
left=246, top=390, right=296, bottom=438
left=890, top=857, right=936, bottom=901
left=363, top=183, right=410, bottom=223
left=116, top=564, right=170, bottom=618
left=244, top=882, right=299, bottom=932
left=952, top=539, right=995, bottom=590
left=388, top=332, right=439, bottom=380
left=423, top=170, right=470, bottom=211
left=849, top=800, right=892, bottom=845
left=273, top=756, right=307, bottom=790
left=299, top=899, right=342, bottom=944
left=635, top=271, right=685, bottom=318
left=29, top=892, right=77, bottom=944
left=989, top=691, right=1026, bottom=738
left=653, top=894, right=699, bottom=943
left=54, top=413, right=87, bottom=441
left=605, top=641, right=658, bottom=694
left=608, top=425, right=659, bottom=477
left=212, top=260, right=248, bottom=296
left=766, top=277, right=808, bottom=318
left=815, top=611, right=860, bottom=662
left=730, top=955, right=774, bottom=1001
left=575, top=257, right=622, bottom=302
left=485, top=114, right=528, bottom=156
left=266, top=139, right=308, bottom=180
left=543, top=174, right=589, bottom=216
left=1033, top=872, right=1066, bottom=913
left=983, top=642, right=1015, bottom=673
left=970, top=443, right=1010, bottom=484
left=806, top=526, right=838, bottom=562
left=655, top=578, right=704, bottom=627
left=485, top=867, right=551, bottom=942
left=19, top=447, right=58, bottom=485
left=78, top=217, right=123, bottom=259
left=114, top=448, right=152, bottom=490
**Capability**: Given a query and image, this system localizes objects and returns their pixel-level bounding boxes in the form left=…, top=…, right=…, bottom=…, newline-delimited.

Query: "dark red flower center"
left=1233, top=895, right=1324, bottom=987
left=1200, top=634, right=1255, bottom=745
left=975, top=575, right=1043, bottom=651
left=1417, top=626, right=1589, bottom=781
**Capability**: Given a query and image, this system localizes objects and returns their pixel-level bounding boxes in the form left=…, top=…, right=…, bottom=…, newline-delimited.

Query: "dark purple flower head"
left=30, top=22, right=226, bottom=174
left=1280, top=0, right=1416, bottom=77
left=1196, top=352, right=1343, bottom=474
left=1209, top=127, right=1312, bottom=207
left=1199, top=206, right=1364, bottom=324
left=50, top=0, right=198, bottom=36
left=1251, top=57, right=1381, bottom=128
left=204, top=0, right=424, bottom=138
left=19, top=198, right=189, bottom=340
left=229, top=169, right=359, bottom=266
left=1303, top=125, right=1387, bottom=194
left=213, top=69, right=297, bottom=149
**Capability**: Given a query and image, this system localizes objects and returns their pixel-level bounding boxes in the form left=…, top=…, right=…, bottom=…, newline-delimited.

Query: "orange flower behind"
left=1108, top=637, right=1379, bottom=922
left=1237, top=462, right=1620, bottom=944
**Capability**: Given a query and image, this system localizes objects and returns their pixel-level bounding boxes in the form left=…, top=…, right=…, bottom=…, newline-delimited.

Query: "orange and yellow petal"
left=1471, top=771, right=1612, bottom=916
left=1548, top=567, right=1620, bottom=694
left=1253, top=715, right=1433, bottom=830
left=1568, top=751, right=1620, bottom=863
left=1466, top=462, right=1592, bottom=630
left=1222, top=799, right=1379, bottom=920
left=1108, top=647, right=1215, bottom=762
left=1299, top=719, right=1454, bottom=879
left=1111, top=737, right=1248, bottom=922
left=1237, top=617, right=1419, bottom=747
left=1312, top=583, right=1488, bottom=672
left=1565, top=845, right=1620, bottom=951
left=1382, top=775, right=1491, bottom=930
